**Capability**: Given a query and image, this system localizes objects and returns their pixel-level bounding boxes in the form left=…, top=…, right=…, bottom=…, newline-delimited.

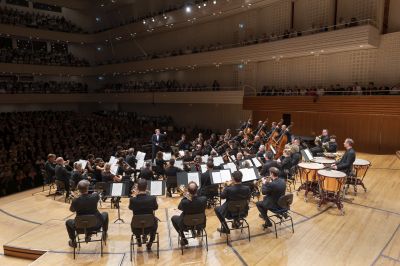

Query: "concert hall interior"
left=0, top=0, right=400, bottom=265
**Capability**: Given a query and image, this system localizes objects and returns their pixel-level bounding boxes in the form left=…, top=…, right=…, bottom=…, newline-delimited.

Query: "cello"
left=274, top=122, right=294, bottom=159
left=266, top=119, right=284, bottom=150
left=255, top=118, right=268, bottom=138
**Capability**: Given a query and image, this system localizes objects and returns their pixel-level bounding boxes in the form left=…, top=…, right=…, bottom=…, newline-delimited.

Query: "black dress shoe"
left=180, top=238, right=188, bottom=246
left=262, top=221, right=273, bottom=228
left=142, top=235, right=148, bottom=243
left=68, top=240, right=77, bottom=248
left=217, top=228, right=230, bottom=234
left=146, top=243, right=152, bottom=251
left=136, top=238, right=142, bottom=247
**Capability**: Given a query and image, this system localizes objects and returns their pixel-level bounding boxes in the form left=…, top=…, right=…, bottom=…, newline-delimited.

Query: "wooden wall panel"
left=248, top=96, right=400, bottom=154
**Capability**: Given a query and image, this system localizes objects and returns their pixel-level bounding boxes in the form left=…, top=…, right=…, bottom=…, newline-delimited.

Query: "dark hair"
left=232, top=171, right=243, bottom=182
left=145, top=162, right=151, bottom=168
left=77, top=180, right=90, bottom=193
left=87, top=154, right=94, bottom=160
left=206, top=161, right=214, bottom=169
left=137, top=178, right=147, bottom=191
left=265, top=151, right=274, bottom=160
left=269, top=167, right=279, bottom=177
left=169, top=159, right=175, bottom=166
left=187, top=181, right=198, bottom=195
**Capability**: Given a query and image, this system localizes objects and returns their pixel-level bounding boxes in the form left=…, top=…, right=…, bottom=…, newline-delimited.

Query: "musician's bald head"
left=77, top=180, right=90, bottom=194
left=187, top=181, right=198, bottom=195
left=56, top=157, right=64, bottom=164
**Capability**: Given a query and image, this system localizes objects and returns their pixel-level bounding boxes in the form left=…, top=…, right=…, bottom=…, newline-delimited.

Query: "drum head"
left=298, top=162, right=324, bottom=170
left=354, top=159, right=370, bottom=166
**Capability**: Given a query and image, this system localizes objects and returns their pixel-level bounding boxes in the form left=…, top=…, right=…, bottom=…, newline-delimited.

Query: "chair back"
left=55, top=180, right=65, bottom=190
left=75, top=215, right=98, bottom=234
left=277, top=194, right=293, bottom=210
left=183, top=213, right=206, bottom=227
left=131, top=214, right=155, bottom=230
left=227, top=200, right=248, bottom=214
left=166, top=176, right=177, bottom=185
left=95, top=182, right=107, bottom=191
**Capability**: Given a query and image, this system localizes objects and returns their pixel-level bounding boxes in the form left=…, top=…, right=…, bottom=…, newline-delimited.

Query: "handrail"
left=255, top=88, right=400, bottom=96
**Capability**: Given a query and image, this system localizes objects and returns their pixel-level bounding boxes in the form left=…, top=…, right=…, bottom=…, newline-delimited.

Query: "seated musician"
left=229, top=141, right=239, bottom=157
left=224, top=129, right=232, bottom=140
left=129, top=178, right=158, bottom=251
left=326, top=135, right=338, bottom=153
left=65, top=180, right=109, bottom=248
left=278, top=149, right=292, bottom=179
left=138, top=162, right=155, bottom=180
left=209, top=133, right=218, bottom=147
left=290, top=144, right=302, bottom=165
left=191, top=155, right=202, bottom=172
left=55, top=157, right=72, bottom=197
left=311, top=129, right=330, bottom=156
left=181, top=150, right=192, bottom=163
left=192, top=144, right=203, bottom=158
left=71, top=162, right=89, bottom=191
left=202, top=140, right=212, bottom=155
left=235, top=152, right=244, bottom=167
left=256, top=167, right=286, bottom=228
left=260, top=151, right=279, bottom=177
left=265, top=122, right=278, bottom=140
left=45, top=153, right=56, bottom=185
left=154, top=151, right=166, bottom=178
left=177, top=134, right=190, bottom=151
left=250, top=135, right=262, bottom=154
left=257, top=145, right=266, bottom=162
left=171, top=181, right=207, bottom=247
left=331, top=138, right=356, bottom=175
left=165, top=159, right=183, bottom=197
left=101, top=163, right=122, bottom=183
left=214, top=171, right=251, bottom=234
left=199, top=161, right=219, bottom=203
left=92, top=158, right=105, bottom=183
left=278, top=124, right=292, bottom=141
left=232, top=131, right=244, bottom=143
left=85, top=154, right=96, bottom=179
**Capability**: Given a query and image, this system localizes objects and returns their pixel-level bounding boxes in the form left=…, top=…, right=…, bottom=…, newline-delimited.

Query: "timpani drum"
left=297, top=162, right=324, bottom=201
left=312, top=157, right=336, bottom=166
left=317, top=169, right=346, bottom=215
left=347, top=158, right=371, bottom=194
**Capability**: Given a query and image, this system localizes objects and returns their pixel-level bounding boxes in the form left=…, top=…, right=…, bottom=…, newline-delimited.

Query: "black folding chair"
left=220, top=200, right=251, bottom=244
left=267, top=193, right=294, bottom=238
left=74, top=215, right=106, bottom=259
left=130, top=214, right=159, bottom=260
left=205, top=185, right=220, bottom=208
left=54, top=180, right=69, bottom=203
left=178, top=213, right=208, bottom=255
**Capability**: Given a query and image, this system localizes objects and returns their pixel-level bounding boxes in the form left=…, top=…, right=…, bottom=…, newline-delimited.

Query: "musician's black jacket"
left=126, top=154, right=137, bottom=168
left=177, top=140, right=190, bottom=151
left=138, top=168, right=154, bottom=180
left=219, top=183, right=251, bottom=217
left=260, top=160, right=279, bottom=176
left=291, top=152, right=302, bottom=166
left=165, top=166, right=182, bottom=177
left=278, top=156, right=292, bottom=179
left=45, top=160, right=56, bottom=178
left=336, top=148, right=356, bottom=175
left=129, top=193, right=158, bottom=215
left=70, top=193, right=104, bottom=227
left=326, top=142, right=338, bottom=153
left=178, top=195, right=207, bottom=215
left=55, top=164, right=71, bottom=182
left=259, top=178, right=286, bottom=210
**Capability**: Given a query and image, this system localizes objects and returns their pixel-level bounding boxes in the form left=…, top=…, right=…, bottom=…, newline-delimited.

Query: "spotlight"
left=143, top=20, right=146, bottom=24
left=203, top=3, right=206, bottom=6
left=213, top=0, right=217, bottom=4
left=151, top=17, right=155, bottom=22
left=185, top=6, right=192, bottom=13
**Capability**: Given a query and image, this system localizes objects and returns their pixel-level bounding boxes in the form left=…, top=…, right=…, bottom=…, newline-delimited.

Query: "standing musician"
left=45, top=153, right=56, bottom=185
left=240, top=118, right=253, bottom=131
left=265, top=122, right=278, bottom=140
left=256, top=167, right=286, bottom=228
left=55, top=157, right=72, bottom=197
left=129, top=178, right=158, bottom=251
left=214, top=171, right=251, bottom=234
left=171, top=182, right=207, bottom=247
left=65, top=180, right=109, bottom=248
left=138, top=162, right=154, bottom=180
left=331, top=138, right=356, bottom=175
left=260, top=151, right=279, bottom=177
left=311, top=129, right=330, bottom=156
left=176, top=134, right=190, bottom=151
left=165, top=159, right=183, bottom=197
left=151, top=129, right=167, bottom=161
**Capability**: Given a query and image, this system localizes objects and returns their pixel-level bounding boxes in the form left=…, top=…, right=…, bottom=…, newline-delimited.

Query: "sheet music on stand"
left=251, top=157, right=262, bottom=168
left=223, top=162, right=237, bottom=173
left=163, top=152, right=172, bottom=161
left=148, top=180, right=165, bottom=196
left=201, top=155, right=209, bottom=163
left=213, top=156, right=224, bottom=166
left=211, top=169, right=232, bottom=184
left=302, top=148, right=314, bottom=161
left=136, top=151, right=146, bottom=161
left=175, top=160, right=184, bottom=170
left=77, top=159, right=88, bottom=169
left=177, top=172, right=201, bottom=187
left=240, top=167, right=259, bottom=182
left=200, top=164, right=207, bottom=173
left=136, top=160, right=145, bottom=170
left=230, top=155, right=236, bottom=162
left=187, top=172, right=200, bottom=186
left=111, top=183, right=124, bottom=197
left=110, top=164, right=119, bottom=175
left=179, top=150, right=185, bottom=157
left=109, top=156, right=118, bottom=165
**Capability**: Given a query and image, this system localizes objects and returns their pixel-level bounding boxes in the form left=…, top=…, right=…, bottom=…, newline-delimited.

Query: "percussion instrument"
left=346, top=158, right=371, bottom=194
left=297, top=162, right=324, bottom=201
left=317, top=169, right=346, bottom=215
left=312, top=157, right=335, bottom=166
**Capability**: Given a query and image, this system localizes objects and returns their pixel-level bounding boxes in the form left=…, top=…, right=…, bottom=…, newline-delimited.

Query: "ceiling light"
left=213, top=0, right=217, bottom=4
left=185, top=6, right=192, bottom=13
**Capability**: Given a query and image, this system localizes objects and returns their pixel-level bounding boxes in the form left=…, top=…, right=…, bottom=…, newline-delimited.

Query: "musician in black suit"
left=290, top=145, right=302, bottom=166
left=214, top=171, right=251, bottom=234
left=199, top=162, right=219, bottom=202
left=176, top=134, right=190, bottom=151
left=331, top=138, right=356, bottom=175
left=138, top=162, right=154, bottom=180
left=256, top=167, right=286, bottom=228
left=44, top=153, right=56, bottom=184
left=129, top=179, right=158, bottom=251
left=260, top=151, right=279, bottom=177
left=165, top=159, right=183, bottom=197
left=65, top=180, right=109, bottom=248
left=311, top=129, right=330, bottom=155
left=125, top=148, right=137, bottom=171
left=278, top=149, right=293, bottom=179
left=326, top=135, right=338, bottom=153
left=151, top=129, right=167, bottom=161
left=55, top=157, right=72, bottom=197
left=250, top=135, right=262, bottom=154
left=171, top=182, right=207, bottom=246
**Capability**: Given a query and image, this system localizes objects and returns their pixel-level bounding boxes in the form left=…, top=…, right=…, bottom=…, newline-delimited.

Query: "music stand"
left=147, top=180, right=166, bottom=196
left=177, top=172, right=201, bottom=187
left=301, top=148, right=314, bottom=162
left=110, top=182, right=128, bottom=224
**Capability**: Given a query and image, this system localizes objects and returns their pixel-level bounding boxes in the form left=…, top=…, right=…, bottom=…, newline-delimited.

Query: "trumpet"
left=177, top=185, right=193, bottom=201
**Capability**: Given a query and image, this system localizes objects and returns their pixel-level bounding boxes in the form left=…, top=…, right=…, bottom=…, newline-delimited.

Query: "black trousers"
left=65, top=212, right=109, bottom=241
left=171, top=215, right=205, bottom=239
left=256, top=201, right=278, bottom=225
left=214, top=206, right=229, bottom=231
left=131, top=222, right=158, bottom=244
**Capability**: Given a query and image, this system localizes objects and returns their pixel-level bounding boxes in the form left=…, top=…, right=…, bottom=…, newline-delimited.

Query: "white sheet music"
left=200, top=164, right=207, bottom=173
left=175, top=160, right=184, bottom=170
left=163, top=152, right=172, bottom=161
left=211, top=172, right=221, bottom=184
left=136, top=160, right=144, bottom=170
left=230, top=155, right=236, bottom=162
left=240, top=168, right=257, bottom=182
left=111, top=183, right=123, bottom=197
left=201, top=155, right=209, bottom=163
left=223, top=162, right=237, bottom=173
left=110, top=164, right=119, bottom=175
left=78, top=159, right=88, bottom=169
left=243, top=159, right=253, bottom=167
left=220, top=169, right=232, bottom=183
left=252, top=157, right=262, bottom=167
left=109, top=156, right=118, bottom=165
left=213, top=156, right=224, bottom=166
left=150, top=181, right=163, bottom=196
left=136, top=152, right=146, bottom=161
left=304, top=149, right=314, bottom=161
left=188, top=172, right=200, bottom=186
left=179, top=150, right=185, bottom=157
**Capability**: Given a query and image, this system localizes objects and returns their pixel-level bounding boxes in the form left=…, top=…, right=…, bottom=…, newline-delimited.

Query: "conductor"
left=151, top=129, right=167, bottom=161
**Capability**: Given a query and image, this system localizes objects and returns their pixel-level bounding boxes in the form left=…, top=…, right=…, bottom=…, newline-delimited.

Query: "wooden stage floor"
left=0, top=153, right=399, bottom=266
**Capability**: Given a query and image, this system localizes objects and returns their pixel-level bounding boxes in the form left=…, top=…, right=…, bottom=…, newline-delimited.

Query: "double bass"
left=254, top=118, right=268, bottom=138
left=274, top=122, right=294, bottom=159
left=243, top=116, right=253, bottom=139
left=266, top=119, right=284, bottom=150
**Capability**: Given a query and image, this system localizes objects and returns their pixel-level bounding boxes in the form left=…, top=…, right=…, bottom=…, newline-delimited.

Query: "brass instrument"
left=176, top=184, right=193, bottom=201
